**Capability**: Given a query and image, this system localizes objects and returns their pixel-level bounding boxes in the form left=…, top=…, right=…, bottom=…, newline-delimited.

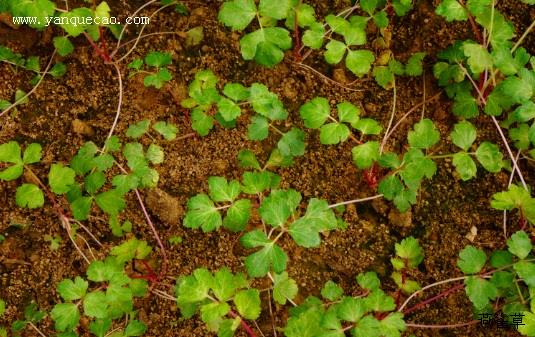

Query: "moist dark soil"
left=1, top=0, right=535, bottom=336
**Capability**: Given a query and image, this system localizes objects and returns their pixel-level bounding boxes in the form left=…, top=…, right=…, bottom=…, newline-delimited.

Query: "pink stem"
left=229, top=310, right=258, bottom=337
left=134, top=189, right=168, bottom=279
left=403, top=283, right=465, bottom=315
left=406, top=320, right=479, bottom=329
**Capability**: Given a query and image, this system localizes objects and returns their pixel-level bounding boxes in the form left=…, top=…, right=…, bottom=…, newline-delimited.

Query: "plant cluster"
left=433, top=0, right=535, bottom=160
left=128, top=51, right=173, bottom=89
left=2, top=0, right=535, bottom=337
left=454, top=230, right=535, bottom=333
left=217, top=0, right=425, bottom=88
left=0, top=119, right=178, bottom=236
left=183, top=165, right=346, bottom=277
left=181, top=70, right=306, bottom=163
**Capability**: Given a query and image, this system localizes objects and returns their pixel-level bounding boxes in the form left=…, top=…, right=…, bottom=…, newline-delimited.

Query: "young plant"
left=449, top=120, right=505, bottom=180
left=183, top=169, right=346, bottom=278
left=300, top=97, right=382, bottom=145
left=10, top=303, right=46, bottom=337
left=218, top=0, right=295, bottom=67
left=0, top=141, right=44, bottom=208
left=285, top=273, right=406, bottom=337
left=175, top=268, right=261, bottom=337
left=3, top=1, right=121, bottom=60
left=2, top=118, right=177, bottom=238
left=50, top=238, right=150, bottom=336
left=181, top=69, right=307, bottom=160
left=297, top=0, right=420, bottom=88
left=374, top=119, right=440, bottom=211
left=45, top=234, right=63, bottom=250
left=433, top=1, right=534, bottom=162
left=454, top=230, right=535, bottom=335
left=128, top=51, right=173, bottom=89
left=491, top=184, right=535, bottom=227
left=0, top=45, right=66, bottom=86
left=373, top=52, right=426, bottom=89
left=391, top=237, right=424, bottom=297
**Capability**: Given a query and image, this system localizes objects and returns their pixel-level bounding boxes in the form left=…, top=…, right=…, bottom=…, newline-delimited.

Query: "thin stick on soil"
left=117, top=31, right=182, bottom=49
left=253, top=320, right=267, bottom=337
left=0, top=50, right=57, bottom=119
left=381, top=91, right=442, bottom=150
left=380, top=79, right=397, bottom=154
left=402, top=283, right=465, bottom=315
left=267, top=288, right=277, bottom=337
left=490, top=115, right=528, bottom=190
left=291, top=61, right=364, bottom=92
left=152, top=288, right=177, bottom=302
left=63, top=217, right=91, bottom=265
left=110, top=0, right=158, bottom=57
left=405, top=320, right=479, bottom=329
left=512, top=19, right=535, bottom=53
left=503, top=150, right=521, bottom=239
left=421, top=71, right=426, bottom=120
left=134, top=189, right=168, bottom=279
left=77, top=231, right=98, bottom=261
left=397, top=276, right=469, bottom=312
left=72, top=219, right=103, bottom=247
left=328, top=194, right=384, bottom=209
left=28, top=321, right=48, bottom=337
left=113, top=3, right=176, bottom=63
left=102, top=62, right=124, bottom=150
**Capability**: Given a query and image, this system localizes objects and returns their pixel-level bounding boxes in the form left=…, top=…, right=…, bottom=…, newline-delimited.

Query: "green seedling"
left=0, top=45, right=66, bottom=86
left=2, top=118, right=175, bottom=239
left=4, top=1, right=121, bottom=61
left=448, top=120, right=505, bottom=180
left=453, top=231, right=535, bottom=334
left=374, top=119, right=439, bottom=211
left=181, top=69, right=306, bottom=160
left=0, top=141, right=44, bottom=208
left=126, top=119, right=178, bottom=141
left=373, top=52, right=426, bottom=89
left=184, top=176, right=256, bottom=233
left=433, top=0, right=535, bottom=163
left=391, top=237, right=424, bottom=296
left=491, top=184, right=535, bottom=227
left=300, top=97, right=381, bottom=146
left=51, top=239, right=150, bottom=336
left=285, top=274, right=406, bottom=337
left=175, top=268, right=261, bottom=337
left=218, top=0, right=294, bottom=67
left=184, top=169, right=345, bottom=278
left=128, top=51, right=173, bottom=89
left=238, top=148, right=294, bottom=170
left=44, top=234, right=62, bottom=250
left=168, top=236, right=183, bottom=245
left=11, top=303, right=46, bottom=336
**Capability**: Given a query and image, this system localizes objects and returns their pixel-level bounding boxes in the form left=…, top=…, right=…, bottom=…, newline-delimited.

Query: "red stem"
left=458, top=0, right=484, bottom=44
left=229, top=311, right=258, bottom=337
left=406, top=320, right=479, bottom=329
left=403, top=283, right=465, bottom=315
left=83, top=32, right=111, bottom=63
left=134, top=189, right=168, bottom=280
left=99, top=26, right=110, bottom=60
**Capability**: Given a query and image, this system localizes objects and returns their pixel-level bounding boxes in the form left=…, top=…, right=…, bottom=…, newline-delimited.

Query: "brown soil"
left=1, top=0, right=535, bottom=336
